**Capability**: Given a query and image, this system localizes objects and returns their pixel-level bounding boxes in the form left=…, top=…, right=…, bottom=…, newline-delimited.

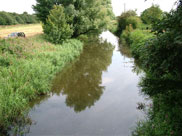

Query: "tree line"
left=33, top=0, right=114, bottom=44
left=0, top=11, right=39, bottom=25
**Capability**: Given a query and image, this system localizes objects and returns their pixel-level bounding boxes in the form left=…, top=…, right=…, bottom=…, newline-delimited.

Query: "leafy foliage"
left=140, top=1, right=182, bottom=80
left=126, top=16, right=142, bottom=29
left=130, top=1, right=182, bottom=136
left=0, top=11, right=38, bottom=25
left=43, top=5, right=73, bottom=44
left=141, top=5, right=163, bottom=24
left=128, top=29, right=154, bottom=59
left=115, top=10, right=139, bottom=37
left=33, top=0, right=114, bottom=37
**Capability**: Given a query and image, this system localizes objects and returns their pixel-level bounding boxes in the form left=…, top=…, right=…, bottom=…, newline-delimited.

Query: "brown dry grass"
left=0, top=24, right=43, bottom=38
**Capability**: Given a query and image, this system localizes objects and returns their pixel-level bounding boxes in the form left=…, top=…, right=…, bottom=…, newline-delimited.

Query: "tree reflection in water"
left=51, top=38, right=114, bottom=112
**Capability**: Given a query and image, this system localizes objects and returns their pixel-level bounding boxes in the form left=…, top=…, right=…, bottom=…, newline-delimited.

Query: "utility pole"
left=124, top=3, right=126, bottom=12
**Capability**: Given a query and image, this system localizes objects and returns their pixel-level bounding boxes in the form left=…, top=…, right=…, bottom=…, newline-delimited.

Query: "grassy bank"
left=0, top=35, right=83, bottom=132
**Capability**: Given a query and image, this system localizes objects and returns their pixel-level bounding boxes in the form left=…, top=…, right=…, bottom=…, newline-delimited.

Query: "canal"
left=26, top=31, right=145, bottom=136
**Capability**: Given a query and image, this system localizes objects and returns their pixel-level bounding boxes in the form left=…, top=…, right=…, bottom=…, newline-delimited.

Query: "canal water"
left=27, top=32, right=145, bottom=136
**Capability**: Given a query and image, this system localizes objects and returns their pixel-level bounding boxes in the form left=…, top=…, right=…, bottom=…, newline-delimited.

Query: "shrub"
left=140, top=1, right=182, bottom=79
left=43, top=5, right=73, bottom=44
left=116, top=10, right=137, bottom=36
left=129, top=29, right=154, bottom=59
left=125, top=16, right=142, bottom=29
left=120, top=24, right=134, bottom=45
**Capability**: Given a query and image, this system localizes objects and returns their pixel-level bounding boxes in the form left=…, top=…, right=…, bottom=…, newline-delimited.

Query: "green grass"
left=120, top=28, right=154, bottom=60
left=0, top=35, right=83, bottom=132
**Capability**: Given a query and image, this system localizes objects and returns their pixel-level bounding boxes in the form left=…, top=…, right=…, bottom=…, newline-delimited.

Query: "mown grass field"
left=0, top=24, right=43, bottom=38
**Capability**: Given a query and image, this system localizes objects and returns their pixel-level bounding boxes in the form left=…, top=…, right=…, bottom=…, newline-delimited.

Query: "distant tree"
left=43, top=5, right=73, bottom=44
left=21, top=13, right=30, bottom=23
left=125, top=16, right=142, bottom=29
left=116, top=10, right=137, bottom=36
left=0, top=16, right=6, bottom=25
left=0, top=11, right=38, bottom=25
left=0, top=12, right=15, bottom=25
left=15, top=15, right=25, bottom=24
left=141, top=5, right=163, bottom=24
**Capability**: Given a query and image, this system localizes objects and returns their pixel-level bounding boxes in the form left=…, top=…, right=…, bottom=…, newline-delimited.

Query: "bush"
left=129, top=29, right=154, bottom=59
left=120, top=24, right=134, bottom=45
left=43, top=5, right=73, bottom=44
left=132, top=1, right=182, bottom=136
left=116, top=10, right=137, bottom=36
left=140, top=1, right=182, bottom=79
left=125, top=16, right=142, bottom=29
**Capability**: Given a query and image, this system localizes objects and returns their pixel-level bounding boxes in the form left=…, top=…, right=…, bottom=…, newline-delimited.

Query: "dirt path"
left=0, top=24, right=43, bottom=38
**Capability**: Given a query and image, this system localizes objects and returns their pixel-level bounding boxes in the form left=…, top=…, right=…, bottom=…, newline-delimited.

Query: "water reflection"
left=51, top=38, right=114, bottom=112
left=119, top=44, right=143, bottom=75
left=21, top=32, right=145, bottom=136
left=119, top=44, right=132, bottom=58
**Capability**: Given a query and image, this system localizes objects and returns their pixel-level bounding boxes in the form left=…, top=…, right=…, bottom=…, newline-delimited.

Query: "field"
left=0, top=24, right=43, bottom=38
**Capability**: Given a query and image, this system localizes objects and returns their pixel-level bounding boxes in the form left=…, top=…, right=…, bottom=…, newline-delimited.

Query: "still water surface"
left=27, top=32, right=145, bottom=136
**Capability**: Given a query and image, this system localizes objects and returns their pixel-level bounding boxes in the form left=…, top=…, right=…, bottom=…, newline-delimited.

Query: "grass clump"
left=0, top=35, right=83, bottom=132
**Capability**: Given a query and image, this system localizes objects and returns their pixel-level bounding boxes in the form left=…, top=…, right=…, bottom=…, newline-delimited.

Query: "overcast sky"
left=0, top=0, right=177, bottom=16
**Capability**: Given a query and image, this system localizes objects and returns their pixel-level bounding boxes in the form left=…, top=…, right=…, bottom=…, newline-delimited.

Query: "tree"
left=141, top=5, right=163, bottom=24
left=141, top=1, right=182, bottom=80
left=0, top=16, right=6, bottom=25
left=14, top=15, right=25, bottom=24
left=125, top=16, right=142, bottom=29
left=43, top=5, right=73, bottom=44
left=33, top=0, right=114, bottom=37
left=0, top=12, right=15, bottom=25
left=116, top=10, right=137, bottom=36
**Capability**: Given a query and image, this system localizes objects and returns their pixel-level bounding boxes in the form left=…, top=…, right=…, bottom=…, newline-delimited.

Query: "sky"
left=0, top=0, right=177, bottom=16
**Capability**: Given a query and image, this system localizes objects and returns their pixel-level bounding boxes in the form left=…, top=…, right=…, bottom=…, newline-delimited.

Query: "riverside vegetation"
left=0, top=11, right=38, bottom=25
left=0, top=35, right=83, bottom=133
left=116, top=1, right=182, bottom=135
left=0, top=0, right=114, bottom=134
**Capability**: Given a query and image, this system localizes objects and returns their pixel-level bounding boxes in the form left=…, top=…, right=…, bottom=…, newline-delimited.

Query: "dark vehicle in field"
left=8, top=32, right=26, bottom=38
